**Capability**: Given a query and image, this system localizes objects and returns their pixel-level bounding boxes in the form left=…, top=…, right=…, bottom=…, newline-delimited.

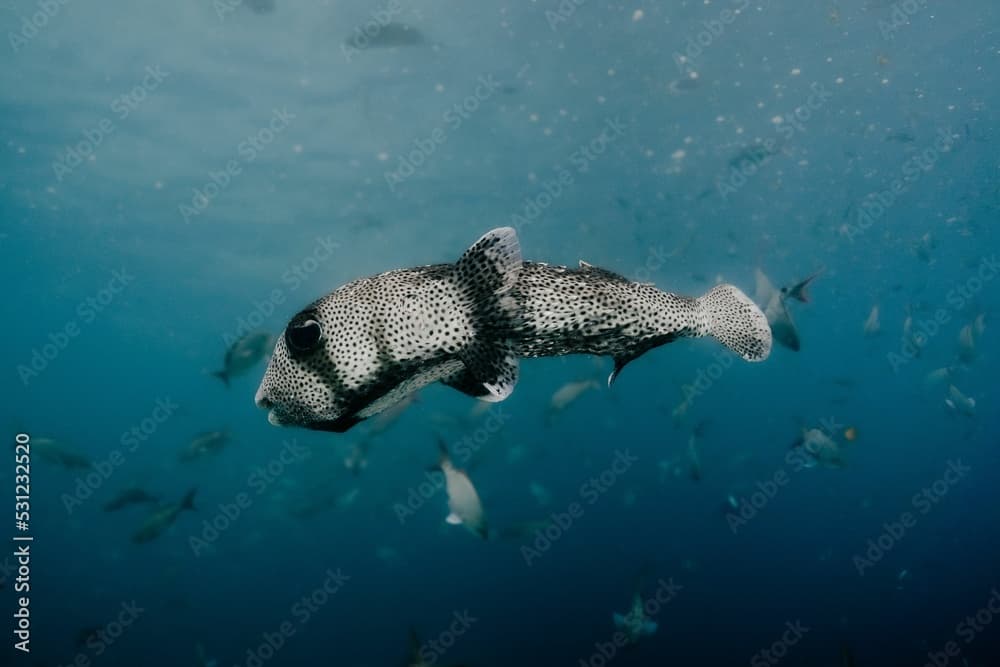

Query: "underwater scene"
left=2, top=1, right=999, bottom=666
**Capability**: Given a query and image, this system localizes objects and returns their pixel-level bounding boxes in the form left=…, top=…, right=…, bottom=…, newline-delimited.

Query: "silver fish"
left=32, top=437, right=92, bottom=470
left=863, top=304, right=881, bottom=337
left=131, top=489, right=196, bottom=544
left=178, top=430, right=230, bottom=462
left=103, top=487, right=159, bottom=512
left=434, top=440, right=487, bottom=540
left=613, top=593, right=658, bottom=645
left=792, top=428, right=844, bottom=469
left=255, top=228, right=771, bottom=432
left=212, top=332, right=274, bottom=388
left=945, top=385, right=976, bottom=417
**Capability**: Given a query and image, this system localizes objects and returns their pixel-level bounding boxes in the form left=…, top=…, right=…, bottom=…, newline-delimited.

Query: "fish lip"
left=254, top=384, right=270, bottom=409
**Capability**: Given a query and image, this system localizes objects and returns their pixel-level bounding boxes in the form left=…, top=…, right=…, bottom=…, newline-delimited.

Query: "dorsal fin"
left=578, top=260, right=631, bottom=284
left=452, top=228, right=523, bottom=402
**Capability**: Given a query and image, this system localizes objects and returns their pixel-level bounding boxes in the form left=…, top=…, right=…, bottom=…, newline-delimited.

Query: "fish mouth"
left=254, top=384, right=271, bottom=409
left=254, top=389, right=293, bottom=427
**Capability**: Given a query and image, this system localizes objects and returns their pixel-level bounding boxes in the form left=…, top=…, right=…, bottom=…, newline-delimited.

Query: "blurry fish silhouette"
left=178, top=430, right=230, bottom=462
left=32, top=437, right=92, bottom=470
left=212, top=332, right=274, bottom=388
left=345, top=23, right=425, bottom=50
left=103, top=487, right=159, bottom=512
left=863, top=304, right=881, bottom=337
left=944, top=385, right=976, bottom=417
left=131, top=488, right=196, bottom=544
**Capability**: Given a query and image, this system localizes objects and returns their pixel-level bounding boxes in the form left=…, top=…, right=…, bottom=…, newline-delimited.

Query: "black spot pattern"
left=510, top=261, right=703, bottom=359
left=255, top=228, right=770, bottom=431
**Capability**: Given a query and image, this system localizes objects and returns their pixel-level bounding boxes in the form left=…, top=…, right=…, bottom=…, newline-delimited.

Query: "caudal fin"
left=210, top=370, right=230, bottom=387
left=697, top=284, right=772, bottom=362
left=783, top=269, right=823, bottom=303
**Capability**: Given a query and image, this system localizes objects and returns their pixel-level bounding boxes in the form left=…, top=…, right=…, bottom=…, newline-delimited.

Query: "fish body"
left=256, top=228, right=771, bottom=432
left=945, top=385, right=976, bottom=417
left=728, top=141, right=780, bottom=169
left=924, top=366, right=956, bottom=388
left=404, top=627, right=469, bottom=667
left=103, top=487, right=159, bottom=512
left=343, top=441, right=370, bottom=475
left=902, top=314, right=924, bottom=358
left=529, top=481, right=551, bottom=506
left=195, top=642, right=219, bottom=667
left=178, top=431, right=230, bottom=462
left=131, top=489, right=196, bottom=544
left=346, top=22, right=425, bottom=49
left=213, top=332, right=274, bottom=387
left=863, top=305, right=881, bottom=337
left=549, top=378, right=600, bottom=411
left=755, top=269, right=801, bottom=351
left=436, top=441, right=487, bottom=540
left=687, top=433, right=702, bottom=481
left=33, top=437, right=92, bottom=470
left=957, top=324, right=976, bottom=363
left=794, top=428, right=844, bottom=468
left=613, top=593, right=658, bottom=645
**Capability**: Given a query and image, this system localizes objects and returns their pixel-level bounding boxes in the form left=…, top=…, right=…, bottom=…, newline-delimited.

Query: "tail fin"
left=782, top=269, right=823, bottom=303
left=180, top=488, right=197, bottom=512
left=697, top=285, right=772, bottom=361
left=210, top=370, right=230, bottom=387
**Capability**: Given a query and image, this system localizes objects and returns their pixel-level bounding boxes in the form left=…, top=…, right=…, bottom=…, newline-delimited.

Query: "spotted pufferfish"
left=255, top=227, right=772, bottom=432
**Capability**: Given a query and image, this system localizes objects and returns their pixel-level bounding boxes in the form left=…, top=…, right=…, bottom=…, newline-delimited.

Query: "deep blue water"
left=2, top=1, right=999, bottom=666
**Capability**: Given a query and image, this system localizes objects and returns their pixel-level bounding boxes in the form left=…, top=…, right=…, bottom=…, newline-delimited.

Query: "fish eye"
left=285, top=313, right=323, bottom=354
